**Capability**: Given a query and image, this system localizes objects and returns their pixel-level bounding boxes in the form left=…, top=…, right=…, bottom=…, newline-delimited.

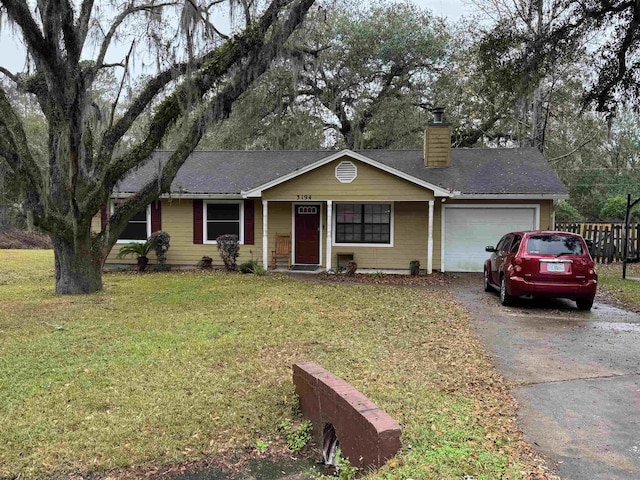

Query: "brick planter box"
left=292, top=362, right=401, bottom=470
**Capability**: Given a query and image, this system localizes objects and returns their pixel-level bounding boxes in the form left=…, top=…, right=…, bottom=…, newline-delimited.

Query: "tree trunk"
left=530, top=86, right=546, bottom=151
left=52, top=236, right=104, bottom=294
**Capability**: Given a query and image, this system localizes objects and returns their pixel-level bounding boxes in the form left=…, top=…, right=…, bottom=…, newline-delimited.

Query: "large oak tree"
left=0, top=0, right=315, bottom=294
left=198, top=0, right=449, bottom=150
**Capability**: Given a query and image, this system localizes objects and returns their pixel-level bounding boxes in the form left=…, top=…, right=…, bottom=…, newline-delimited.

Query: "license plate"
left=546, top=263, right=565, bottom=272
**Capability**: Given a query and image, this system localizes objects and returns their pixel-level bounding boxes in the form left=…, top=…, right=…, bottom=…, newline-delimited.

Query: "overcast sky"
left=416, top=0, right=470, bottom=21
left=0, top=0, right=471, bottom=74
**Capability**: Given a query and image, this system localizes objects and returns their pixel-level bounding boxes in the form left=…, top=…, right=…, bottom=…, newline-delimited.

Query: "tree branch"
left=98, top=0, right=299, bottom=185
left=99, top=0, right=317, bottom=234
left=1, top=0, right=54, bottom=71
left=96, top=0, right=291, bottom=157
left=454, top=115, right=501, bottom=148
left=0, top=86, right=46, bottom=222
left=586, top=7, right=640, bottom=110
left=0, top=67, right=19, bottom=83
left=76, top=0, right=96, bottom=49
left=109, top=41, right=136, bottom=129
left=95, top=2, right=178, bottom=69
left=58, top=0, right=83, bottom=64
left=548, top=131, right=601, bottom=165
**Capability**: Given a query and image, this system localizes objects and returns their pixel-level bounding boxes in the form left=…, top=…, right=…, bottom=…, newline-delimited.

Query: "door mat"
left=290, top=264, right=320, bottom=272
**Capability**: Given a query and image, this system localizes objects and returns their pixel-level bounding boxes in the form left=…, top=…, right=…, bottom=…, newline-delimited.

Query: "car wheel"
left=576, top=298, right=594, bottom=311
left=499, top=275, right=512, bottom=306
left=483, top=268, right=492, bottom=292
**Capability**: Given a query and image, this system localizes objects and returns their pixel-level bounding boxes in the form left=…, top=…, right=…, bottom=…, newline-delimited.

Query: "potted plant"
left=117, top=240, right=152, bottom=272
left=409, top=260, right=420, bottom=276
left=198, top=255, right=213, bottom=269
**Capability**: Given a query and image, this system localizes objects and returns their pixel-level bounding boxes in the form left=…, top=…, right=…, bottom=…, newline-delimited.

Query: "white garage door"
left=443, top=206, right=538, bottom=272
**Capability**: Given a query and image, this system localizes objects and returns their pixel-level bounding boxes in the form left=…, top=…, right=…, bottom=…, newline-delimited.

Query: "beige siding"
left=266, top=201, right=432, bottom=270
left=266, top=202, right=293, bottom=266
left=540, top=201, right=553, bottom=229
left=331, top=201, right=430, bottom=270
left=101, top=193, right=553, bottom=272
left=105, top=199, right=263, bottom=267
left=263, top=157, right=434, bottom=201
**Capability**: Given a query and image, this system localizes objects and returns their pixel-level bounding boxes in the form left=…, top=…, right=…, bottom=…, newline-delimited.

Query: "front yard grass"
left=596, top=262, right=640, bottom=311
left=0, top=250, right=548, bottom=479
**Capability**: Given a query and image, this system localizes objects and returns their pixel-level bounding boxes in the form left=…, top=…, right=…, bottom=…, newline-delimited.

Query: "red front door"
left=295, top=205, right=320, bottom=264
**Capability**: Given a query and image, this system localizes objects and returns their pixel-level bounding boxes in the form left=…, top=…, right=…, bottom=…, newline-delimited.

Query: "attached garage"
left=442, top=205, right=539, bottom=272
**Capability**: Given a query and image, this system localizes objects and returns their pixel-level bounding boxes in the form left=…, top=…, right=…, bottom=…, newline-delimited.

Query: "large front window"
left=205, top=201, right=243, bottom=243
left=114, top=202, right=150, bottom=242
left=335, top=203, right=391, bottom=244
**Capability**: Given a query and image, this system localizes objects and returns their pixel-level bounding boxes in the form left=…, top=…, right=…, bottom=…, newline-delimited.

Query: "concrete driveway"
left=452, top=274, right=640, bottom=480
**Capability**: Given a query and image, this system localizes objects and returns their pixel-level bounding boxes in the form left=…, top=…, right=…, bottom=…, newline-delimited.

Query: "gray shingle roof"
left=114, top=148, right=567, bottom=197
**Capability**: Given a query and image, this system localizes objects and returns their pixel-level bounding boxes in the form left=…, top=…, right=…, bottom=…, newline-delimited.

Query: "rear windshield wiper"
left=556, top=252, right=577, bottom=257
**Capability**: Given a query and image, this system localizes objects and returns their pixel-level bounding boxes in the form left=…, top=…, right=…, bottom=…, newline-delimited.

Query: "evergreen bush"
left=149, top=231, right=171, bottom=269
left=216, top=234, right=240, bottom=271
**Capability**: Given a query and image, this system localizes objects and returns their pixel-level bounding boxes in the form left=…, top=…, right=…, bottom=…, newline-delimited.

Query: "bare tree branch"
left=95, top=2, right=177, bottom=69
left=0, top=67, right=19, bottom=83
left=109, top=41, right=136, bottom=129
left=548, top=131, right=601, bottom=165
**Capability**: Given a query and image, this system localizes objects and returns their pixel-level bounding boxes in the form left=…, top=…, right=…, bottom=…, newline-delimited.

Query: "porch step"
left=289, top=264, right=321, bottom=272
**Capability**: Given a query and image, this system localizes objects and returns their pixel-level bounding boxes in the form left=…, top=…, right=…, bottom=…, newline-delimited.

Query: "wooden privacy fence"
left=555, top=222, right=640, bottom=263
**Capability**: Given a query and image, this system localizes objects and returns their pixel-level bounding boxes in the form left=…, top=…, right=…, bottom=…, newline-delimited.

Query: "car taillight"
left=513, top=257, right=523, bottom=273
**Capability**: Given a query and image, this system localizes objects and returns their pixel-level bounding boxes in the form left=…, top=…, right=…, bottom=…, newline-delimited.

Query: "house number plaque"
left=296, top=195, right=312, bottom=200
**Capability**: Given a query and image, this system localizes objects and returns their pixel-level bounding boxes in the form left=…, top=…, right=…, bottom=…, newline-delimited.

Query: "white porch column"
left=427, top=200, right=434, bottom=274
left=262, top=200, right=269, bottom=268
left=326, top=200, right=333, bottom=271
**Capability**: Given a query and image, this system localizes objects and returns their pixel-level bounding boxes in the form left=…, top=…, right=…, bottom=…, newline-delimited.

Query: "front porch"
left=260, top=200, right=437, bottom=273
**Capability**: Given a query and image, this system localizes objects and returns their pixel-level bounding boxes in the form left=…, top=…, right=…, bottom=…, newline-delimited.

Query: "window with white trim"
left=113, top=202, right=151, bottom=243
left=204, top=201, right=244, bottom=243
left=335, top=203, right=391, bottom=244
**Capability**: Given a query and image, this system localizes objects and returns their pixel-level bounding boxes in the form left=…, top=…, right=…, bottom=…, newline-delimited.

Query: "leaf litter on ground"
left=0, top=251, right=558, bottom=479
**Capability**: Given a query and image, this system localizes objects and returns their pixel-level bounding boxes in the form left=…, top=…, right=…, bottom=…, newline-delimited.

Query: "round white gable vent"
left=335, top=161, right=357, bottom=183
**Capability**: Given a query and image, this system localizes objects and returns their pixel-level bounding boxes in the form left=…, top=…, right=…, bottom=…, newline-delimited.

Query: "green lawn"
left=597, top=262, right=640, bottom=311
left=0, top=250, right=546, bottom=479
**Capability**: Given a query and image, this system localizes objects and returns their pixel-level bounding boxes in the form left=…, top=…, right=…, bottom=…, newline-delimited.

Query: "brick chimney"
left=424, top=107, right=451, bottom=167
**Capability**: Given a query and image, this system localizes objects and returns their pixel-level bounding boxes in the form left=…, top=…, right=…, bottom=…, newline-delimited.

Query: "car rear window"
left=525, top=234, right=584, bottom=255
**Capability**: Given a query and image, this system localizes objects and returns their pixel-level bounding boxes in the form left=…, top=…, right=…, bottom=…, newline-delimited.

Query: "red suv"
left=484, top=231, right=597, bottom=310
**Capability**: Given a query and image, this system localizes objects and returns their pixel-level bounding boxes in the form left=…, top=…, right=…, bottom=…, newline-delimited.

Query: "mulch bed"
left=317, top=271, right=455, bottom=286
